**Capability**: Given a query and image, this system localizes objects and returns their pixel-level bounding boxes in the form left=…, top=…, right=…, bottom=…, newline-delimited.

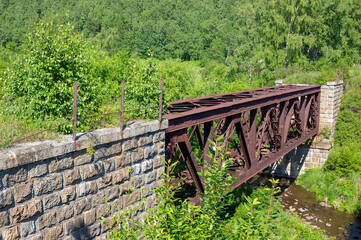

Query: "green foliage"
left=1, top=0, right=361, bottom=77
left=284, top=69, right=340, bottom=85
left=225, top=179, right=327, bottom=240
left=297, top=168, right=361, bottom=215
left=297, top=66, right=361, bottom=215
left=1, top=19, right=100, bottom=132
left=106, top=137, right=235, bottom=239
left=104, top=140, right=326, bottom=239
left=325, top=143, right=361, bottom=175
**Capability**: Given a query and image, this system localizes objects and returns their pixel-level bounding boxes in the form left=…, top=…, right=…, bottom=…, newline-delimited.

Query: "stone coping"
left=0, top=120, right=168, bottom=171
left=276, top=79, right=343, bottom=87
left=301, top=139, right=332, bottom=150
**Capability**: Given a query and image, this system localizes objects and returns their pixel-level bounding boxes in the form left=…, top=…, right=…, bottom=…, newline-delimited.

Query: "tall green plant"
left=105, top=136, right=235, bottom=239
left=2, top=19, right=100, bottom=132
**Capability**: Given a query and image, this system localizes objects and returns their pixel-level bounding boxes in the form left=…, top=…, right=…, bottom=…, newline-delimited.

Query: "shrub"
left=225, top=179, right=327, bottom=239
left=1, top=19, right=100, bottom=132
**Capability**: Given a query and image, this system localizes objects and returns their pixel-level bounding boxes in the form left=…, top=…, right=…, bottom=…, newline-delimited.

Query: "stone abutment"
left=0, top=120, right=167, bottom=240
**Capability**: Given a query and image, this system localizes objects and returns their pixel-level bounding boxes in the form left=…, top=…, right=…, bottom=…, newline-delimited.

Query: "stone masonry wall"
left=269, top=142, right=331, bottom=178
left=272, top=80, right=344, bottom=178
left=0, top=120, right=167, bottom=240
left=319, top=81, right=344, bottom=136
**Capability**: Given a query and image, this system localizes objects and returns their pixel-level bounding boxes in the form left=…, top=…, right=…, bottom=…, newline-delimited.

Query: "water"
left=277, top=178, right=361, bottom=239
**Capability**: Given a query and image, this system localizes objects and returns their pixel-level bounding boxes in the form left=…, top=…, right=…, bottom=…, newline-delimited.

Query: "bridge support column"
left=271, top=79, right=344, bottom=178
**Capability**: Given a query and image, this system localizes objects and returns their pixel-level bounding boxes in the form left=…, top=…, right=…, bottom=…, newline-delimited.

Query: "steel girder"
left=164, top=85, right=321, bottom=203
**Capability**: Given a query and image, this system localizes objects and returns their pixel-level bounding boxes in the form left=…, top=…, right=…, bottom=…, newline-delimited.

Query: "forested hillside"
left=1, top=0, right=361, bottom=69
left=1, top=0, right=361, bottom=146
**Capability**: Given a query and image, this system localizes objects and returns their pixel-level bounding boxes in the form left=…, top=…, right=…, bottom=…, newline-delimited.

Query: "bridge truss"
left=164, top=85, right=321, bottom=203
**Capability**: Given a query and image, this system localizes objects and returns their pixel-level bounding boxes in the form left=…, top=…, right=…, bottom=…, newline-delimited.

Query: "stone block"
left=74, top=150, right=92, bottom=166
left=103, top=157, right=116, bottom=173
left=64, top=215, right=84, bottom=234
left=84, top=209, right=96, bottom=226
left=132, top=150, right=144, bottom=164
left=87, top=222, right=101, bottom=238
left=79, top=163, right=103, bottom=180
left=77, top=181, right=97, bottom=197
left=0, top=211, right=9, bottom=228
left=43, top=193, right=61, bottom=210
left=1, top=226, right=19, bottom=240
left=103, top=187, right=119, bottom=202
left=0, top=189, right=13, bottom=209
left=145, top=171, right=157, bottom=184
left=29, top=163, right=48, bottom=178
left=27, top=233, right=43, bottom=240
left=57, top=204, right=74, bottom=222
left=60, top=186, right=76, bottom=204
left=63, top=169, right=81, bottom=186
left=91, top=192, right=105, bottom=207
left=49, top=155, right=73, bottom=173
left=13, top=183, right=32, bottom=203
left=113, top=156, right=122, bottom=169
left=138, top=135, right=153, bottom=147
left=106, top=142, right=122, bottom=157
left=92, top=146, right=107, bottom=162
left=305, top=162, right=313, bottom=168
left=34, top=174, right=62, bottom=196
left=130, top=163, right=141, bottom=177
left=10, top=199, right=42, bottom=223
left=96, top=203, right=111, bottom=219
left=153, top=156, right=164, bottom=169
left=143, top=147, right=152, bottom=159
left=96, top=174, right=112, bottom=190
left=142, top=185, right=154, bottom=198
left=43, top=224, right=64, bottom=239
left=120, top=151, right=132, bottom=166
left=2, top=167, right=28, bottom=188
left=141, top=160, right=153, bottom=173
left=36, top=210, right=57, bottom=230
left=112, top=169, right=125, bottom=184
left=131, top=177, right=144, bottom=189
left=153, top=131, right=165, bottom=143
left=74, top=197, right=91, bottom=215
left=122, top=139, right=137, bottom=152
left=19, top=221, right=35, bottom=237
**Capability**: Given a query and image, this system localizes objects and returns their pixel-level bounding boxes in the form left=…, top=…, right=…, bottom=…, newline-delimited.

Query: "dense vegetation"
left=1, top=0, right=361, bottom=67
left=2, top=0, right=361, bottom=146
left=103, top=139, right=327, bottom=239
left=298, top=66, right=361, bottom=215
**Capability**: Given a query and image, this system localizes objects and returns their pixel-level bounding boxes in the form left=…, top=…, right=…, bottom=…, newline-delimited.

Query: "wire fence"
left=11, top=79, right=164, bottom=147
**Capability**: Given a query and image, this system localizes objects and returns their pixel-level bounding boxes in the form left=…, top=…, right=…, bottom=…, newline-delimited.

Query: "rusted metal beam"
left=164, top=85, right=321, bottom=202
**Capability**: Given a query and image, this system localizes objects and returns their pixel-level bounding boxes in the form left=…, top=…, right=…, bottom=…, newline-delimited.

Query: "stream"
left=278, top=178, right=361, bottom=239
left=249, top=174, right=360, bottom=239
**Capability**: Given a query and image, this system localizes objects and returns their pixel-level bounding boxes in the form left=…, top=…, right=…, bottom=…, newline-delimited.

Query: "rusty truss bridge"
left=164, top=85, right=320, bottom=203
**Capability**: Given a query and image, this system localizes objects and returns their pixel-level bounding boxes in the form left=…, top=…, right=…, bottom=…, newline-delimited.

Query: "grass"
left=283, top=69, right=341, bottom=85
left=297, top=65, right=361, bottom=215
left=297, top=168, right=361, bottom=215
